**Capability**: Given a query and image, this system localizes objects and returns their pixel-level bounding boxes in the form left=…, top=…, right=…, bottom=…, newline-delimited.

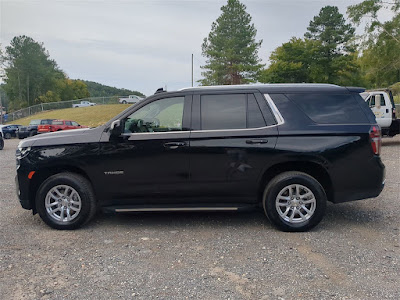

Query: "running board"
left=102, top=204, right=256, bottom=213
left=115, top=207, right=239, bottom=212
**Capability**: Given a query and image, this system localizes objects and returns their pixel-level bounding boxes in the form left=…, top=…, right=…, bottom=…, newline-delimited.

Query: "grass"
left=394, top=95, right=399, bottom=104
left=8, top=104, right=130, bottom=127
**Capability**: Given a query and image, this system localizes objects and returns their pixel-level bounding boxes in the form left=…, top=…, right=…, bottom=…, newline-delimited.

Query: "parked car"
left=119, top=95, right=144, bottom=104
left=0, top=124, right=22, bottom=139
left=37, top=120, right=86, bottom=133
left=0, top=134, right=3, bottom=150
left=72, top=101, right=96, bottom=108
left=361, top=89, right=400, bottom=137
left=16, top=84, right=385, bottom=232
left=17, top=119, right=55, bottom=139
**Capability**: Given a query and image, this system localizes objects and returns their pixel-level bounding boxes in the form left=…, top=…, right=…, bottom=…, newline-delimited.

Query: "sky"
left=0, top=0, right=386, bottom=96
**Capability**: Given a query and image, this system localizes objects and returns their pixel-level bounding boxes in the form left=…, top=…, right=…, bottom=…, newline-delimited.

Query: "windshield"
left=29, top=120, right=41, bottom=125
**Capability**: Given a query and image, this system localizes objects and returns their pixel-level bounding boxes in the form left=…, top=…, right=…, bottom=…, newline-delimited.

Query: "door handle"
left=164, top=142, right=186, bottom=149
left=246, top=139, right=268, bottom=144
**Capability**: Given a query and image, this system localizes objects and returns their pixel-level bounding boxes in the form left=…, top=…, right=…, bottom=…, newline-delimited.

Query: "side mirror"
left=110, top=119, right=123, bottom=138
left=110, top=120, right=120, bottom=130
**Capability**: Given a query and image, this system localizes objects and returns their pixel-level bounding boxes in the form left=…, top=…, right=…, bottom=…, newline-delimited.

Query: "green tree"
left=304, top=6, right=356, bottom=83
left=200, top=0, right=264, bottom=85
left=2, top=36, right=64, bottom=109
left=81, top=80, right=145, bottom=97
left=259, top=38, right=324, bottom=83
left=348, top=1, right=400, bottom=87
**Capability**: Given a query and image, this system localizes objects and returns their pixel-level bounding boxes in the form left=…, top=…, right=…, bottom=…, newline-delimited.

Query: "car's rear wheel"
left=263, top=172, right=326, bottom=232
left=5, top=133, right=11, bottom=139
left=36, top=173, right=96, bottom=230
left=122, top=100, right=127, bottom=104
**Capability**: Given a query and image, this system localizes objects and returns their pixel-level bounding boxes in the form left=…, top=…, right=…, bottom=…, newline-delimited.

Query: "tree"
left=304, top=6, right=356, bottom=83
left=2, top=36, right=64, bottom=109
left=81, top=80, right=145, bottom=97
left=348, top=1, right=400, bottom=87
left=259, top=38, right=324, bottom=83
left=200, top=0, right=264, bottom=85
left=261, top=6, right=363, bottom=86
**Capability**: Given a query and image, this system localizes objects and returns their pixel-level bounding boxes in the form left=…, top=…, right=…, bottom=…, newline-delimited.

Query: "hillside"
left=82, top=80, right=146, bottom=98
left=10, top=104, right=130, bottom=127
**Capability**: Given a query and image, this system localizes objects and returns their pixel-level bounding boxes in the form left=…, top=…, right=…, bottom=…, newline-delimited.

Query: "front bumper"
left=15, top=174, right=32, bottom=210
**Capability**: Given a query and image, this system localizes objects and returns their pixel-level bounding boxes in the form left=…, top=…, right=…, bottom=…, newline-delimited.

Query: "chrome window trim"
left=120, top=93, right=285, bottom=135
left=263, top=94, right=285, bottom=125
left=190, top=125, right=276, bottom=134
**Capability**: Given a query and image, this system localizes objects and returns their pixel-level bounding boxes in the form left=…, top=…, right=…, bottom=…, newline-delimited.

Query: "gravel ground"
left=0, top=137, right=399, bottom=300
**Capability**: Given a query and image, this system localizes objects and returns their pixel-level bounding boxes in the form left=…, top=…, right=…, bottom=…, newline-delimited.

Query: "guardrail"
left=5, top=96, right=121, bottom=122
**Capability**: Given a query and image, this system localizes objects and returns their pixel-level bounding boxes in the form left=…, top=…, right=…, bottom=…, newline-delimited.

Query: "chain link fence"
left=5, top=96, right=121, bottom=122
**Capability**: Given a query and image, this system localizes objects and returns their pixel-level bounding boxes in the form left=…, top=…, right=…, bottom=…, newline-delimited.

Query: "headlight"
left=16, top=146, right=31, bottom=160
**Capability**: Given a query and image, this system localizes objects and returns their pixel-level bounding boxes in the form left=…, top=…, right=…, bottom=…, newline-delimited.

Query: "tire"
left=122, top=100, right=127, bottom=104
left=5, top=133, right=11, bottom=139
left=36, top=173, right=97, bottom=230
left=263, top=171, right=327, bottom=232
left=0, top=138, right=3, bottom=150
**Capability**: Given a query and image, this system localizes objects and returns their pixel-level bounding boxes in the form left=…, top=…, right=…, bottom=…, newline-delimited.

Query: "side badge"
left=104, top=171, right=124, bottom=175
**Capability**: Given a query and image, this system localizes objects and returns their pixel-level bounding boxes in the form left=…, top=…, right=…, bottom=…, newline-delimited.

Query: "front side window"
left=124, top=97, right=185, bottom=133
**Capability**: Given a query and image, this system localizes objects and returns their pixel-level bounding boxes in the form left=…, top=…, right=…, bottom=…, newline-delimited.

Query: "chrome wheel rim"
left=275, top=184, right=316, bottom=224
left=45, top=185, right=82, bottom=222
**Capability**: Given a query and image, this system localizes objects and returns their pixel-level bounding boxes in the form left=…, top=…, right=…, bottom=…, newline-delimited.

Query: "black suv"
left=17, top=119, right=54, bottom=139
left=16, top=84, right=385, bottom=231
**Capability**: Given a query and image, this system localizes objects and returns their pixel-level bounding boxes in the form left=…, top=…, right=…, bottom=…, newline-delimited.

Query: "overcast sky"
left=0, top=0, right=382, bottom=96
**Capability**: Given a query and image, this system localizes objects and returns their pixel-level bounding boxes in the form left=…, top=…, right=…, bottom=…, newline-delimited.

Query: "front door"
left=99, top=95, right=192, bottom=206
left=368, top=93, right=392, bottom=128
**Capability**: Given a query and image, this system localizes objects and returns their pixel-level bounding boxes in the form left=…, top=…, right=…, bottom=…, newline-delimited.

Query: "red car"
left=37, top=120, right=86, bottom=133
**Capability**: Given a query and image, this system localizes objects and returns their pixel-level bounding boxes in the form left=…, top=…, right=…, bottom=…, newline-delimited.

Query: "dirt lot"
left=0, top=137, right=399, bottom=300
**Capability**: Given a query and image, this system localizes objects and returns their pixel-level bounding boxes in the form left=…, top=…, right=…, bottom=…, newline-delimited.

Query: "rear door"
left=188, top=91, right=278, bottom=203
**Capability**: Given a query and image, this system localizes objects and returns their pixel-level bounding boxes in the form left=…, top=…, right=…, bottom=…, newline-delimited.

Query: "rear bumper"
left=332, top=157, right=385, bottom=203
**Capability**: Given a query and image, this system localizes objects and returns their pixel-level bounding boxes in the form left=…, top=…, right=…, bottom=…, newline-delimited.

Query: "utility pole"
left=191, top=54, right=194, bottom=87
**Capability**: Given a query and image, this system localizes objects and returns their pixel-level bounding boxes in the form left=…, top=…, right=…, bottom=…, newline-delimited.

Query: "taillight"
left=369, top=125, right=381, bottom=155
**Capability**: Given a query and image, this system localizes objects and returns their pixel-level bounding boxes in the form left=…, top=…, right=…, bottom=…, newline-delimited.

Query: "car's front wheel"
left=36, top=173, right=96, bottom=230
left=263, top=172, right=327, bottom=232
left=5, top=133, right=11, bottom=139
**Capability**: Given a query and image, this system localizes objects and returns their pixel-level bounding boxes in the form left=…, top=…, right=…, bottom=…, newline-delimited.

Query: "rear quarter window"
left=286, top=94, right=369, bottom=124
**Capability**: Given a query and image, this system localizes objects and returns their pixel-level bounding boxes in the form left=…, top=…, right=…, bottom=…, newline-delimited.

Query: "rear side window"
left=52, top=121, right=64, bottom=125
left=200, top=94, right=266, bottom=130
left=287, top=94, right=368, bottom=124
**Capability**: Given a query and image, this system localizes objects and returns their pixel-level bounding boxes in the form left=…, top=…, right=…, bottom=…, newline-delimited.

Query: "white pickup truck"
left=118, top=95, right=144, bottom=104
left=72, top=101, right=96, bottom=108
left=361, top=89, right=400, bottom=137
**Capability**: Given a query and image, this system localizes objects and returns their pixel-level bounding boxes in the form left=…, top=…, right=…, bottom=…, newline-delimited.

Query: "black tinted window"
left=287, top=94, right=368, bottom=124
left=247, top=94, right=266, bottom=128
left=201, top=94, right=246, bottom=130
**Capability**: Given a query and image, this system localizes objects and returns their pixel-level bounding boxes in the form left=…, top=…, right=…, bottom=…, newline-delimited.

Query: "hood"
left=18, top=126, right=106, bottom=148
